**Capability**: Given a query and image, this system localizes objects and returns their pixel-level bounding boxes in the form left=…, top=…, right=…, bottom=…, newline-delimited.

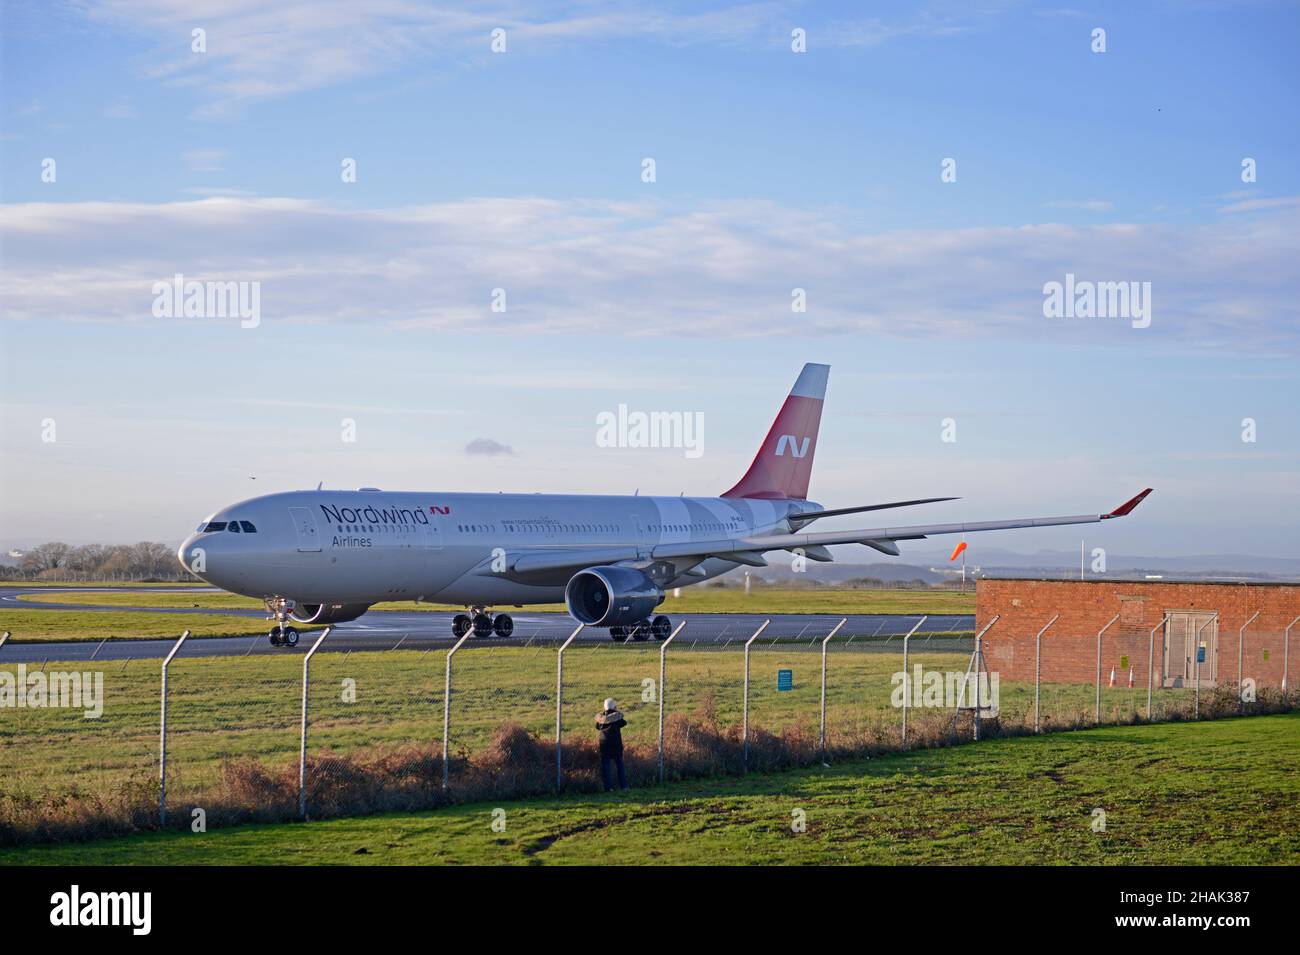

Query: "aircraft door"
left=288, top=506, right=321, bottom=552
left=422, top=510, right=442, bottom=551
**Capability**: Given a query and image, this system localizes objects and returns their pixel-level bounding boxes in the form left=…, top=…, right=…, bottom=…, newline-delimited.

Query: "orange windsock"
left=949, top=541, right=968, bottom=561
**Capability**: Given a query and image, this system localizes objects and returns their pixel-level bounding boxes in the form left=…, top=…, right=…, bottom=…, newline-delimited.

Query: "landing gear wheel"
left=452, top=614, right=472, bottom=638
left=629, top=621, right=650, bottom=642
left=492, top=613, right=514, bottom=638
left=609, top=626, right=628, bottom=643
left=651, top=615, right=672, bottom=640
left=282, top=626, right=299, bottom=648
left=268, top=626, right=283, bottom=647
left=472, top=613, right=493, bottom=638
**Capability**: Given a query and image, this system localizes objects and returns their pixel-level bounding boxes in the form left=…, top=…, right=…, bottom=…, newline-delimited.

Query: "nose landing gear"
left=264, top=596, right=301, bottom=649
left=268, top=625, right=300, bottom=647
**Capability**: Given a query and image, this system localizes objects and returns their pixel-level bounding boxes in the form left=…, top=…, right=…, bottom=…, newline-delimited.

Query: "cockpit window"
left=239, top=520, right=257, bottom=533
left=203, top=521, right=228, bottom=532
left=228, top=522, right=242, bottom=533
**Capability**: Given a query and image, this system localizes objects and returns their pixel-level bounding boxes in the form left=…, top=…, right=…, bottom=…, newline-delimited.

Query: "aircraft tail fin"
left=722, top=363, right=828, bottom=501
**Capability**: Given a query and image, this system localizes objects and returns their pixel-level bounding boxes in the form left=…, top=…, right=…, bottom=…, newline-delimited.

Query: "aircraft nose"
left=178, top=531, right=233, bottom=582
left=178, top=534, right=199, bottom=574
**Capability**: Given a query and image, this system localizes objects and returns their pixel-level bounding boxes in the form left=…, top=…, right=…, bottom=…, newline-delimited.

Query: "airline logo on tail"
left=722, top=362, right=829, bottom=501
left=775, top=435, right=811, bottom=458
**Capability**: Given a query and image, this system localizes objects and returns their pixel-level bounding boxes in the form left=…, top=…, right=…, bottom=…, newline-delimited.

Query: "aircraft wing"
left=787, top=496, right=959, bottom=525
left=504, top=547, right=640, bottom=576
left=488, top=489, right=1152, bottom=580
left=655, top=488, right=1152, bottom=561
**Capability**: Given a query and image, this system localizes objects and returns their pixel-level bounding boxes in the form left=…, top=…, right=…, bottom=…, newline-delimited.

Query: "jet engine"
left=565, top=566, right=664, bottom=627
left=289, top=601, right=372, bottom=625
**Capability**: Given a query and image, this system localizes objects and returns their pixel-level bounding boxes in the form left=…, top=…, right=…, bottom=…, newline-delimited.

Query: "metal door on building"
left=1164, top=611, right=1217, bottom=685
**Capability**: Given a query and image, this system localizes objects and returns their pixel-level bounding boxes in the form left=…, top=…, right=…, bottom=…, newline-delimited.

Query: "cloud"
left=465, top=437, right=515, bottom=456
left=2, top=194, right=1297, bottom=351
left=1217, top=196, right=1300, bottom=215
left=77, top=1, right=1004, bottom=115
left=103, top=98, right=137, bottom=119
left=179, top=186, right=257, bottom=197
left=1044, top=199, right=1114, bottom=212
left=180, top=148, right=227, bottom=172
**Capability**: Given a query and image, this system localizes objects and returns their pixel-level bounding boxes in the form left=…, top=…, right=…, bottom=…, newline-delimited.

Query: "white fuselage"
left=178, top=489, right=804, bottom=607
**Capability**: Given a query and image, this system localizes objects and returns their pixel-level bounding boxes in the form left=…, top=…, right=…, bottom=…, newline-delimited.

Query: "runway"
left=0, top=585, right=974, bottom=662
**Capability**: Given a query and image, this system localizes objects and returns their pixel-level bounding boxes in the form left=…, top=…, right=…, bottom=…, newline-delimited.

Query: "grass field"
left=4, top=714, right=1295, bottom=865
left=0, top=581, right=193, bottom=588
left=1, top=642, right=1205, bottom=846
left=0, top=608, right=316, bottom=642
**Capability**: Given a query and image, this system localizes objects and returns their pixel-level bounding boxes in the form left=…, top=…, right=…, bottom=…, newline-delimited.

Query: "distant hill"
left=723, top=563, right=945, bottom=586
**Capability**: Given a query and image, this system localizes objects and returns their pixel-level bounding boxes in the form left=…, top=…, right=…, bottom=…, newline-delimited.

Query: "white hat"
left=603, top=698, right=617, bottom=711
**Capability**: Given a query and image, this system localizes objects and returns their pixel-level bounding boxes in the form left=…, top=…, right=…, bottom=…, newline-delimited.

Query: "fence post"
left=1094, top=613, right=1121, bottom=724
left=441, top=631, right=472, bottom=791
left=159, top=630, right=190, bottom=826
left=1237, top=611, right=1260, bottom=713
left=741, top=619, right=770, bottom=772
left=554, top=624, right=584, bottom=791
left=1195, top=613, right=1218, bottom=720
left=1147, top=614, right=1169, bottom=722
left=1033, top=615, right=1059, bottom=734
left=1285, top=616, right=1300, bottom=704
left=899, top=616, right=928, bottom=748
left=298, top=626, right=332, bottom=820
left=656, top=621, right=687, bottom=784
left=818, top=618, right=848, bottom=761
left=954, top=616, right=998, bottom=742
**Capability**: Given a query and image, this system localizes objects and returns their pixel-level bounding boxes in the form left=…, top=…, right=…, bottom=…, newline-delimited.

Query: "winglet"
left=1105, top=488, right=1153, bottom=518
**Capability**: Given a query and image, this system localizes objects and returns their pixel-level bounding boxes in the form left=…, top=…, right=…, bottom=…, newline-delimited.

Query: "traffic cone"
left=1108, top=667, right=1116, bottom=687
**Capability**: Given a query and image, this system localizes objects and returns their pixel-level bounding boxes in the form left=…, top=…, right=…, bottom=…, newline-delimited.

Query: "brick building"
left=976, top=579, right=1300, bottom=690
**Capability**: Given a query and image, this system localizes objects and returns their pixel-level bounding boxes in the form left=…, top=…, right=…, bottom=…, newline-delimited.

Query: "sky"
left=1, top=0, right=1297, bottom=559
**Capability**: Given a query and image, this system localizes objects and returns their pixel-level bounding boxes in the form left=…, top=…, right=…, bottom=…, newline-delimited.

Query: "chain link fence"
left=1, top=616, right=1294, bottom=844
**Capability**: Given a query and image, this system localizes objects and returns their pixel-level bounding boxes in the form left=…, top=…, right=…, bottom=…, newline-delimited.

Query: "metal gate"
left=1165, top=611, right=1217, bottom=685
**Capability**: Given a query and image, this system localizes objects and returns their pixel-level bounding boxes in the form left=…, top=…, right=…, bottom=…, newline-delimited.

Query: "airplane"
left=177, top=363, right=1152, bottom=647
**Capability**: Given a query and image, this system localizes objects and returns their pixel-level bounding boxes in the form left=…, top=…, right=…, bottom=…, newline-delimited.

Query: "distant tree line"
left=0, top=542, right=195, bottom=582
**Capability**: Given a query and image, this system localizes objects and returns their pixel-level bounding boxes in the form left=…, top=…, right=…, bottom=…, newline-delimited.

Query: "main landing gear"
left=452, top=608, right=514, bottom=639
left=610, top=615, right=672, bottom=643
left=264, top=596, right=300, bottom=648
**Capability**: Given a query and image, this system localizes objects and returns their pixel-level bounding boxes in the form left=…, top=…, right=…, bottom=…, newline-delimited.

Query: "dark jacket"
left=595, top=709, right=627, bottom=756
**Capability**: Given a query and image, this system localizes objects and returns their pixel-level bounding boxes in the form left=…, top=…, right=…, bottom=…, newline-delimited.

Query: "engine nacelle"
left=565, top=566, right=663, bottom=627
left=289, top=601, right=372, bottom=625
